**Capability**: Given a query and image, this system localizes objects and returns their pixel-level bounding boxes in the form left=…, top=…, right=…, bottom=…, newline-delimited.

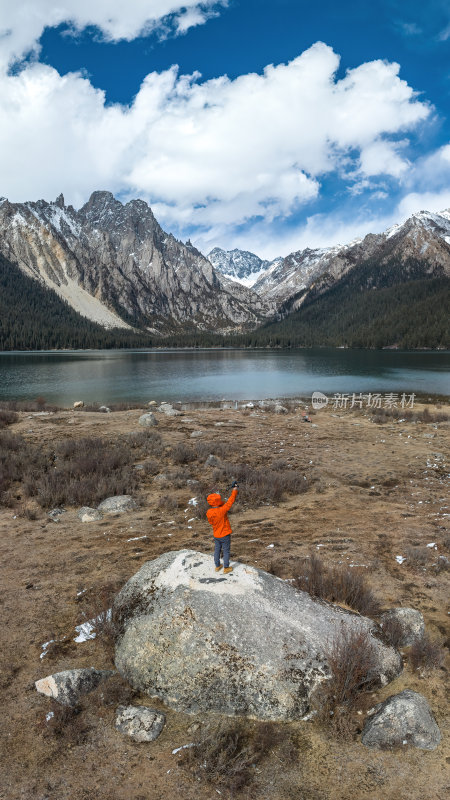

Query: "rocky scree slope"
left=0, top=192, right=273, bottom=334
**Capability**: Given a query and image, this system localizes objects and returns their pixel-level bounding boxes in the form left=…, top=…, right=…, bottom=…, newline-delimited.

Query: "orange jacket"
left=206, top=488, right=238, bottom=538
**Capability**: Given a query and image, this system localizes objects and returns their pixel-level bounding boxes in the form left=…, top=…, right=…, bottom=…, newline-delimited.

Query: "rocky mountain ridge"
left=1, top=190, right=450, bottom=337
left=210, top=209, right=450, bottom=314
left=0, top=192, right=273, bottom=334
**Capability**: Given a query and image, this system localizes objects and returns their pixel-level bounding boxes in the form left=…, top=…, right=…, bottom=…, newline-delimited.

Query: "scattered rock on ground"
left=99, top=406, right=111, bottom=413
left=147, top=400, right=157, bottom=406
left=36, top=668, right=114, bottom=707
left=380, top=607, right=425, bottom=646
left=157, top=403, right=182, bottom=417
left=115, top=705, right=165, bottom=742
left=113, top=550, right=402, bottom=721
left=274, top=404, right=288, bottom=414
left=153, top=474, right=169, bottom=484
left=48, top=508, right=66, bottom=522
left=138, top=413, right=158, bottom=427
left=73, top=401, right=84, bottom=409
left=77, top=507, right=104, bottom=522
left=190, top=430, right=204, bottom=438
left=362, top=690, right=441, bottom=750
left=204, top=454, right=221, bottom=467
left=98, top=496, right=138, bottom=514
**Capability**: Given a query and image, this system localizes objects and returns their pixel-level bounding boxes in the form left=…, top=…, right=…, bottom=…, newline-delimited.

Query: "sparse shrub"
left=369, top=405, right=449, bottom=424
left=270, top=458, right=289, bottom=471
left=171, top=442, right=196, bottom=464
left=41, top=701, right=90, bottom=745
left=0, top=430, right=47, bottom=504
left=378, top=616, right=405, bottom=649
left=180, top=720, right=280, bottom=794
left=0, top=410, right=18, bottom=428
left=313, top=624, right=378, bottom=739
left=293, top=553, right=380, bottom=616
left=405, top=545, right=430, bottom=568
left=125, top=430, right=164, bottom=456
left=91, top=673, right=135, bottom=707
left=142, top=459, right=160, bottom=476
left=25, top=437, right=138, bottom=508
left=76, top=581, right=123, bottom=662
left=195, top=440, right=231, bottom=461
left=166, top=467, right=192, bottom=488
left=434, top=555, right=449, bottom=574
left=211, top=461, right=305, bottom=507
left=158, top=494, right=179, bottom=511
left=408, top=634, right=445, bottom=673
left=0, top=399, right=59, bottom=412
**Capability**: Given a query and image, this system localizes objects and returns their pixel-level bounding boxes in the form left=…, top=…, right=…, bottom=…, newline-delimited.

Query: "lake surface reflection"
left=0, top=348, right=448, bottom=405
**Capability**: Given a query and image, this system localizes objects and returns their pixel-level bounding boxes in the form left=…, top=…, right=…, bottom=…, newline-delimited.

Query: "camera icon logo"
left=311, top=391, right=328, bottom=410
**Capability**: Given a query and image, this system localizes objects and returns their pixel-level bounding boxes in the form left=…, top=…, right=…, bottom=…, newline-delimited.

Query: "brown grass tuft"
left=293, top=553, right=381, bottom=617
left=408, top=634, right=446, bottom=673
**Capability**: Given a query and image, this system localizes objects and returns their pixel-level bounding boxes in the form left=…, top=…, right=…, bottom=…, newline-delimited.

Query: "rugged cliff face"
left=0, top=192, right=273, bottom=333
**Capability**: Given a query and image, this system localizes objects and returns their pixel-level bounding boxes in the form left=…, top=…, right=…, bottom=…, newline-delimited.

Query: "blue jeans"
left=214, top=535, right=231, bottom=568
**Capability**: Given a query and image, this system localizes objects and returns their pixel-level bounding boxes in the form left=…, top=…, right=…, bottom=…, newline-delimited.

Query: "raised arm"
left=220, top=487, right=238, bottom=513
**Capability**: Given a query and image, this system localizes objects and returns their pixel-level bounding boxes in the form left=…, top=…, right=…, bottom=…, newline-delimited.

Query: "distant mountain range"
left=0, top=191, right=449, bottom=349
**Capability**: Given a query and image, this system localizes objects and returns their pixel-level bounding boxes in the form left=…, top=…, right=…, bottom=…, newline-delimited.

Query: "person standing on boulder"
left=206, top=481, right=238, bottom=574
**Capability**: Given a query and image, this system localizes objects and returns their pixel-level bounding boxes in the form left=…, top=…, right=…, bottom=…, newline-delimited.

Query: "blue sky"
left=1, top=0, right=450, bottom=257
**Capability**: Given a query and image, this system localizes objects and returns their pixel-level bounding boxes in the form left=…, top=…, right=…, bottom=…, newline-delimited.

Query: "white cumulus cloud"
left=0, top=1, right=227, bottom=67
left=0, top=42, right=431, bottom=232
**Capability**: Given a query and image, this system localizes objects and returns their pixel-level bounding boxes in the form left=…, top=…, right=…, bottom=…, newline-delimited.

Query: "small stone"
left=77, top=507, right=103, bottom=522
left=190, top=431, right=204, bottom=438
left=99, top=406, right=111, bottom=413
left=36, top=668, right=114, bottom=707
left=274, top=404, right=288, bottom=414
left=98, top=496, right=138, bottom=514
left=73, top=401, right=84, bottom=409
left=115, top=705, right=165, bottom=742
left=204, top=454, right=221, bottom=467
left=139, top=413, right=158, bottom=427
left=147, top=401, right=157, bottom=406
left=153, top=474, right=169, bottom=484
left=48, top=508, right=65, bottom=522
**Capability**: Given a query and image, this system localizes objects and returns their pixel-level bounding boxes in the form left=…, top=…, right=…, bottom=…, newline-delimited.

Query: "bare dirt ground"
left=1, top=399, right=449, bottom=800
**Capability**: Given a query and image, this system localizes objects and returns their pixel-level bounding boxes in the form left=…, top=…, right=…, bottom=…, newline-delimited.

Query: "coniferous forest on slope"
left=1, top=251, right=449, bottom=351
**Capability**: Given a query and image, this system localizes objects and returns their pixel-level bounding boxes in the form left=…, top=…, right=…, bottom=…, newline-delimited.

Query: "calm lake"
left=0, top=349, right=449, bottom=406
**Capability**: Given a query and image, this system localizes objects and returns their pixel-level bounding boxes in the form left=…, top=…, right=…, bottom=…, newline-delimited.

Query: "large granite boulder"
left=113, top=550, right=401, bottom=721
left=362, top=690, right=441, bottom=750
left=35, top=668, right=114, bottom=707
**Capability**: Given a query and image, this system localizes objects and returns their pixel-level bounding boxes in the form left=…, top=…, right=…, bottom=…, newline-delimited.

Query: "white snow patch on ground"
left=172, top=743, right=195, bottom=754
left=396, top=556, right=406, bottom=564
left=40, top=640, right=55, bottom=659
left=188, top=497, right=199, bottom=506
left=74, top=609, right=111, bottom=642
left=127, top=535, right=148, bottom=542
